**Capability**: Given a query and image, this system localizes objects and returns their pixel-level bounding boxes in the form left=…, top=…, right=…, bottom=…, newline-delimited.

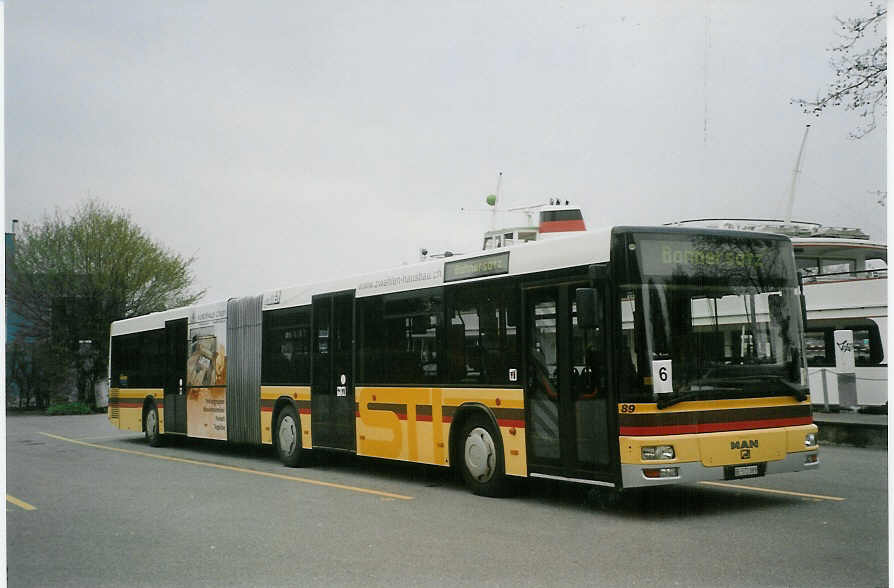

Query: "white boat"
left=667, top=219, right=887, bottom=412
left=481, top=200, right=587, bottom=250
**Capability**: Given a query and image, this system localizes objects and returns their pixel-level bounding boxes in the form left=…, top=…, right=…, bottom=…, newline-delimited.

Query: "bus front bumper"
left=621, top=450, right=819, bottom=489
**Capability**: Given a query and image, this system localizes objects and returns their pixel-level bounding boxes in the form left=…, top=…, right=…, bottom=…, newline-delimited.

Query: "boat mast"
left=785, top=124, right=811, bottom=223
left=490, top=171, right=503, bottom=231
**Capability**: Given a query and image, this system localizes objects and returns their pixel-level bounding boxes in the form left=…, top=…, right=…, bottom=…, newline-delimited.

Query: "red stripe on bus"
left=353, top=411, right=429, bottom=422
left=497, top=419, right=526, bottom=429
left=261, top=406, right=273, bottom=412
left=620, top=416, right=814, bottom=436
left=539, top=220, right=586, bottom=233
left=299, top=408, right=311, bottom=415
left=436, top=416, right=525, bottom=427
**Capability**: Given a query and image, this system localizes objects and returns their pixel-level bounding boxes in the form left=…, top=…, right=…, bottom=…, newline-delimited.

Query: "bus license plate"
left=734, top=465, right=759, bottom=478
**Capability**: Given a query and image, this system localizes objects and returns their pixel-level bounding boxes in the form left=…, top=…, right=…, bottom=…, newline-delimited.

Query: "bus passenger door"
left=164, top=318, right=188, bottom=434
left=311, top=292, right=356, bottom=451
left=524, top=282, right=613, bottom=482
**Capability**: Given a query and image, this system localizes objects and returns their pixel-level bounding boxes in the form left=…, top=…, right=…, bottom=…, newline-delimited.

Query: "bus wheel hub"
left=278, top=416, right=297, bottom=454
left=464, top=427, right=496, bottom=482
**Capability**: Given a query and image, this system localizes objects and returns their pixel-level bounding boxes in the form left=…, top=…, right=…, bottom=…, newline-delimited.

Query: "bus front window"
left=619, top=234, right=808, bottom=407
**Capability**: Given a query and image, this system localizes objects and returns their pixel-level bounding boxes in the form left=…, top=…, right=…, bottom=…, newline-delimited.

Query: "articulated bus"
left=108, top=226, right=819, bottom=496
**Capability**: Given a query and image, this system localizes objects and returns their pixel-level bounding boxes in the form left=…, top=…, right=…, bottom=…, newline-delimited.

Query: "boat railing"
left=800, top=268, right=888, bottom=284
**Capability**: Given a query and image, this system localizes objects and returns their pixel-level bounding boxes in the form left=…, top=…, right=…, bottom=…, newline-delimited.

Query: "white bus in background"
left=667, top=219, right=887, bottom=412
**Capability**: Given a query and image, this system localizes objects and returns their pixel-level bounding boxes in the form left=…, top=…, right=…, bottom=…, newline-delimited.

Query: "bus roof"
left=110, top=224, right=790, bottom=336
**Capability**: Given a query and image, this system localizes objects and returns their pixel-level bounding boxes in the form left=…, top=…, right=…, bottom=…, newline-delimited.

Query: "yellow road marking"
left=699, top=480, right=845, bottom=502
left=7, top=495, right=36, bottom=511
left=39, top=432, right=414, bottom=501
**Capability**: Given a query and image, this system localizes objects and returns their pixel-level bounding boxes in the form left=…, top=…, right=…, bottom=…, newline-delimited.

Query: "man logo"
left=730, top=439, right=759, bottom=450
left=740, top=449, right=751, bottom=460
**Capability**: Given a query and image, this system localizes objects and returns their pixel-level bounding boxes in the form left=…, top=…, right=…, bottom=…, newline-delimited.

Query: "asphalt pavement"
left=6, top=413, right=889, bottom=587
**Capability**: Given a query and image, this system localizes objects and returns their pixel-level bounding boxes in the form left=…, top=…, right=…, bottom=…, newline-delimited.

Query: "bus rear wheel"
left=144, top=404, right=163, bottom=447
left=275, top=404, right=305, bottom=467
left=459, top=414, right=508, bottom=497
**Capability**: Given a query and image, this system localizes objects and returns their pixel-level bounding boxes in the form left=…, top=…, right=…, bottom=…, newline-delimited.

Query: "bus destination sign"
left=444, top=251, right=510, bottom=282
left=638, top=238, right=778, bottom=278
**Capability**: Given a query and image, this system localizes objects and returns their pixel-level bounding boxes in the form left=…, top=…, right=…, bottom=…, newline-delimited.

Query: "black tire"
left=144, top=404, right=163, bottom=447
left=275, top=404, right=305, bottom=467
left=458, top=413, right=508, bottom=497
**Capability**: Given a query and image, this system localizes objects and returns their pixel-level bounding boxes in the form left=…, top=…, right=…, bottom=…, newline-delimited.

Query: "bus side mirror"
left=576, top=288, right=602, bottom=329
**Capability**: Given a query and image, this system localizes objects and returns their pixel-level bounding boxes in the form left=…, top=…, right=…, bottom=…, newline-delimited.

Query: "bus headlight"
left=641, top=445, right=675, bottom=460
left=805, top=433, right=817, bottom=447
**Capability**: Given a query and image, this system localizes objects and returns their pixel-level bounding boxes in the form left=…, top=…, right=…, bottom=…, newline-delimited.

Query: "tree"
left=6, top=337, right=70, bottom=409
left=6, top=200, right=205, bottom=407
left=794, top=2, right=887, bottom=138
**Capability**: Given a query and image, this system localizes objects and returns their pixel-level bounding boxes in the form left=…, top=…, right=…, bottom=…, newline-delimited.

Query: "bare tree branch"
left=793, top=2, right=886, bottom=139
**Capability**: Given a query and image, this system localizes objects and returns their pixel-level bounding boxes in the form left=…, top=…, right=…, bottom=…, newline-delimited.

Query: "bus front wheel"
left=275, top=404, right=305, bottom=467
left=459, top=413, right=508, bottom=497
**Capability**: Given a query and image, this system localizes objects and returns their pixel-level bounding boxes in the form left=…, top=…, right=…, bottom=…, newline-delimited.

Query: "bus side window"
left=446, top=283, right=519, bottom=385
left=262, top=307, right=311, bottom=385
left=620, top=289, right=648, bottom=401
left=357, top=288, right=443, bottom=385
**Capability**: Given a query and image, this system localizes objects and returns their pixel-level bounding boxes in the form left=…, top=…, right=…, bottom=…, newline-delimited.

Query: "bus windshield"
left=618, top=232, right=808, bottom=407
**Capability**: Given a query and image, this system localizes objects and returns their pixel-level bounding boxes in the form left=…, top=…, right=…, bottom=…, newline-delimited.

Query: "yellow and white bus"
left=108, top=225, right=819, bottom=496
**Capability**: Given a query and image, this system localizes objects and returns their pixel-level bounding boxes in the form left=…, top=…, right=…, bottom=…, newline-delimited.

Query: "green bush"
left=46, top=402, right=92, bottom=416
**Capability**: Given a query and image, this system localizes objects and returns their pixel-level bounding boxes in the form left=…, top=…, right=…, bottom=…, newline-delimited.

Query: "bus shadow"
left=120, top=435, right=280, bottom=463
left=119, top=435, right=459, bottom=488
left=119, top=436, right=814, bottom=516
left=516, top=479, right=816, bottom=518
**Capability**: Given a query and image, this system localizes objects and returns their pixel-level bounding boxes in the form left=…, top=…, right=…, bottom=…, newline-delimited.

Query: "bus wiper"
left=655, top=384, right=738, bottom=410
left=763, top=375, right=809, bottom=402
left=712, top=374, right=809, bottom=401
left=657, top=389, right=701, bottom=410
left=655, top=375, right=807, bottom=409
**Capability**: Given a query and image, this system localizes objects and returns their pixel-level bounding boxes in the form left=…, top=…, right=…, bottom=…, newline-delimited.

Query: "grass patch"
left=46, top=402, right=92, bottom=416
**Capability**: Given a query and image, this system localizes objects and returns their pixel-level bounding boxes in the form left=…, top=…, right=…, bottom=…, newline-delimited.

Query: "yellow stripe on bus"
left=260, top=385, right=311, bottom=401
left=111, top=388, right=163, bottom=399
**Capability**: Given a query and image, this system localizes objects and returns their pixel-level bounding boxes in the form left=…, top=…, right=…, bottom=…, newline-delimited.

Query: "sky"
left=4, top=1, right=888, bottom=303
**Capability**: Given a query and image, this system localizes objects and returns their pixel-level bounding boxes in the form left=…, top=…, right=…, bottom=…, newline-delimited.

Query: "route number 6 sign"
left=652, top=360, right=673, bottom=395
